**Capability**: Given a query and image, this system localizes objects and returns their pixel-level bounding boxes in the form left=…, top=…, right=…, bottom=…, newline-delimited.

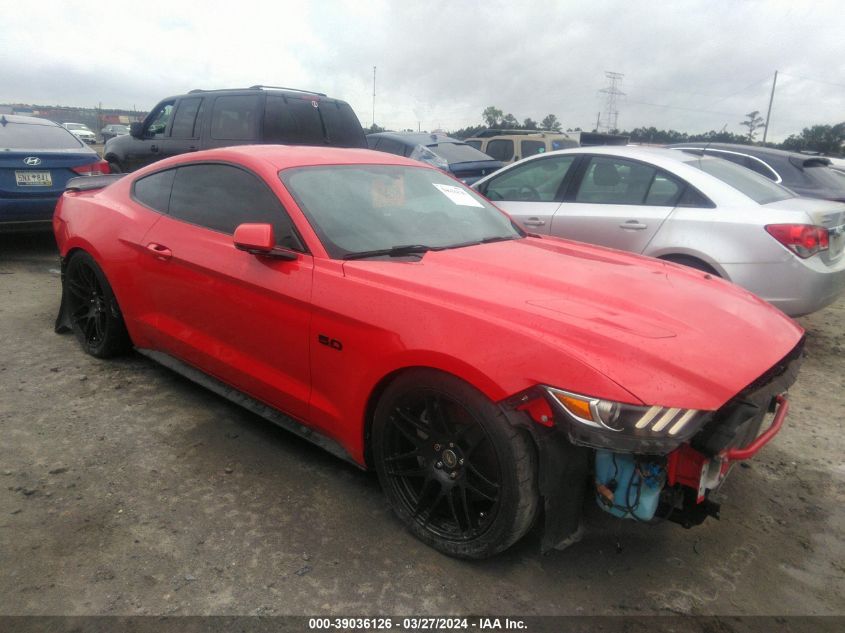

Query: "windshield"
left=280, top=164, right=522, bottom=259
left=1, top=122, right=84, bottom=150
left=429, top=142, right=495, bottom=164
left=65, top=123, right=88, bottom=131
left=684, top=156, right=794, bottom=205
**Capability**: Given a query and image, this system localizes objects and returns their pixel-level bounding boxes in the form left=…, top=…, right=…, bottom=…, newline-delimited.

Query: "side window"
left=465, top=140, right=482, bottom=150
left=520, top=140, right=545, bottom=158
left=210, top=95, right=260, bottom=141
left=645, top=172, right=682, bottom=206
left=486, top=139, right=514, bottom=162
left=132, top=169, right=176, bottom=212
left=373, top=137, right=406, bottom=156
left=319, top=101, right=366, bottom=147
left=743, top=157, right=779, bottom=181
left=705, top=149, right=746, bottom=168
left=168, top=164, right=302, bottom=250
left=483, top=156, right=576, bottom=202
left=676, top=186, right=714, bottom=208
left=170, top=98, right=202, bottom=139
left=263, top=95, right=324, bottom=144
left=575, top=156, right=657, bottom=205
left=146, top=102, right=174, bottom=138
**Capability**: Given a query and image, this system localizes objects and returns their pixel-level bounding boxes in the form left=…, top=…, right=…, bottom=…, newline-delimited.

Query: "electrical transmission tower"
left=598, top=71, right=625, bottom=132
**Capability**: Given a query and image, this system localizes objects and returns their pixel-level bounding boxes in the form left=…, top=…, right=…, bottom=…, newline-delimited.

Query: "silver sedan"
left=472, top=146, right=845, bottom=316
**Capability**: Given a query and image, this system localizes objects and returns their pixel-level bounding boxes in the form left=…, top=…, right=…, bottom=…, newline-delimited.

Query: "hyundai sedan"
left=54, top=146, right=803, bottom=558
left=473, top=146, right=845, bottom=316
left=1, top=115, right=110, bottom=230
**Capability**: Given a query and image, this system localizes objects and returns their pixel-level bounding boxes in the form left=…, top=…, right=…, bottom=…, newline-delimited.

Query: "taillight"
left=71, top=160, right=110, bottom=176
left=765, top=224, right=829, bottom=258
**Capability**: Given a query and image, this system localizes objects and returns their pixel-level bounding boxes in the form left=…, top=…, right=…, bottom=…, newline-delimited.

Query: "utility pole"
left=762, top=70, right=778, bottom=144
left=595, top=111, right=601, bottom=132
left=598, top=71, right=625, bottom=132
left=372, top=66, right=376, bottom=129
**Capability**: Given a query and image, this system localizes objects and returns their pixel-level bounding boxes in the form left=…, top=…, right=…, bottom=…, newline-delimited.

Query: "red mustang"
left=54, top=146, right=804, bottom=558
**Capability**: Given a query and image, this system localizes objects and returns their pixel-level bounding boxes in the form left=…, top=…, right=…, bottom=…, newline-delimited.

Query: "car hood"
left=342, top=236, right=803, bottom=410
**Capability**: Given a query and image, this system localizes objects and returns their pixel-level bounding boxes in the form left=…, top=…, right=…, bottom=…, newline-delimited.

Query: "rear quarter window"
left=686, top=157, right=794, bottom=205
left=132, top=169, right=176, bottom=213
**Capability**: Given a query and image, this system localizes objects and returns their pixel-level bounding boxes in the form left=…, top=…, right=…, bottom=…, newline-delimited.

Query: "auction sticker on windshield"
left=15, top=171, right=52, bottom=187
left=433, top=183, right=483, bottom=207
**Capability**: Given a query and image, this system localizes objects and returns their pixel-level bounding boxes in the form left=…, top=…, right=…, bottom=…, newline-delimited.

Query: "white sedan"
left=61, top=122, right=96, bottom=144
left=472, top=146, right=845, bottom=316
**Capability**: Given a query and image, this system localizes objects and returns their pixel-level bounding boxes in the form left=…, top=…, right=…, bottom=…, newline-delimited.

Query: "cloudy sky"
left=1, top=0, right=842, bottom=141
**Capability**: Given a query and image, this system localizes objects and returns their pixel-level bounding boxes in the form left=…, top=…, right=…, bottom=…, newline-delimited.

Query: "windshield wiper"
left=480, top=235, right=521, bottom=244
left=441, top=235, right=523, bottom=250
left=343, top=244, right=435, bottom=260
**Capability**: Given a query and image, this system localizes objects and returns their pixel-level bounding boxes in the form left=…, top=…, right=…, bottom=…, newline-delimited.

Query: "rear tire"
left=372, top=369, right=539, bottom=559
left=64, top=252, right=131, bottom=358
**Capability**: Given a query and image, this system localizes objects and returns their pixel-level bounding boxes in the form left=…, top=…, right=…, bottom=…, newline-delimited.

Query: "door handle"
left=619, top=220, right=648, bottom=230
left=146, top=243, right=172, bottom=261
left=188, top=146, right=198, bottom=151
left=150, top=144, right=159, bottom=153
left=523, top=218, right=546, bottom=227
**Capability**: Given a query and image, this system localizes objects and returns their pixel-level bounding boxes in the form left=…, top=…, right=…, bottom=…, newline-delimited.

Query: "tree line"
left=446, top=106, right=844, bottom=156
left=367, top=104, right=844, bottom=156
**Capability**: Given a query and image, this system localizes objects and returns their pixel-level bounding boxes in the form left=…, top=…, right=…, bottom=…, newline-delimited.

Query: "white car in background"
left=472, top=146, right=845, bottom=316
left=61, top=122, right=96, bottom=144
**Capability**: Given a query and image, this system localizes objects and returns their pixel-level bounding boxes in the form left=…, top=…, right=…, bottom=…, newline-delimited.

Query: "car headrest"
left=594, top=162, right=620, bottom=186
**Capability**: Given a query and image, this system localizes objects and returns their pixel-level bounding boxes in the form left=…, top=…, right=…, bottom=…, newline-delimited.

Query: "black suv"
left=104, top=86, right=366, bottom=172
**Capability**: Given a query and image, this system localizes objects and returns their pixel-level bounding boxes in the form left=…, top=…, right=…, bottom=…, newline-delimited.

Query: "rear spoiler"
left=788, top=155, right=832, bottom=170
left=65, top=174, right=125, bottom=192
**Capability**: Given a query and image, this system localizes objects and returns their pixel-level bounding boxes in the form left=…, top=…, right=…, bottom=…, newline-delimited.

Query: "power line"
left=624, top=98, right=742, bottom=118
left=778, top=72, right=845, bottom=90
left=702, top=75, right=773, bottom=110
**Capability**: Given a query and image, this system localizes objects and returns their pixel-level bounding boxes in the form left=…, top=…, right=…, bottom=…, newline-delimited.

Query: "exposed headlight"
left=543, top=387, right=710, bottom=454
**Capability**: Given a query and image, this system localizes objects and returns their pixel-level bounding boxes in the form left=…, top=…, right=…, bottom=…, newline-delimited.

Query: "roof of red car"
left=204, top=144, right=424, bottom=170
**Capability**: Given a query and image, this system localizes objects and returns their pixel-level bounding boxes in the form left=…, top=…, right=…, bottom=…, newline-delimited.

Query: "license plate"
left=15, top=171, right=52, bottom=187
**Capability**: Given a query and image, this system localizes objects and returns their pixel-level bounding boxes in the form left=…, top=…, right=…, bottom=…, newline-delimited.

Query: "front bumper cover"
left=500, top=336, right=805, bottom=549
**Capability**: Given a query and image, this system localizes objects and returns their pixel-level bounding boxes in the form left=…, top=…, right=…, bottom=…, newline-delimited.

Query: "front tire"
left=372, top=370, right=539, bottom=559
left=64, top=252, right=131, bottom=358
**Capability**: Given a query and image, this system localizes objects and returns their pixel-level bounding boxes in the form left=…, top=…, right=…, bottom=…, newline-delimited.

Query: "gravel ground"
left=1, top=232, right=843, bottom=617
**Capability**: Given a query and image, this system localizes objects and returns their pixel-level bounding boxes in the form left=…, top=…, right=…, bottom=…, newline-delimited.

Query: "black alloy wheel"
left=373, top=370, right=538, bottom=558
left=64, top=252, right=131, bottom=358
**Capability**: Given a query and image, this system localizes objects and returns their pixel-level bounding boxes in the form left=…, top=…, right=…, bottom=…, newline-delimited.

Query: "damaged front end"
left=501, top=338, right=804, bottom=551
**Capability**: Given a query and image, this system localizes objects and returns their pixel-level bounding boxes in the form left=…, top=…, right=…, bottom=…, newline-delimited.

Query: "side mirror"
left=129, top=122, right=143, bottom=138
left=233, top=223, right=297, bottom=260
